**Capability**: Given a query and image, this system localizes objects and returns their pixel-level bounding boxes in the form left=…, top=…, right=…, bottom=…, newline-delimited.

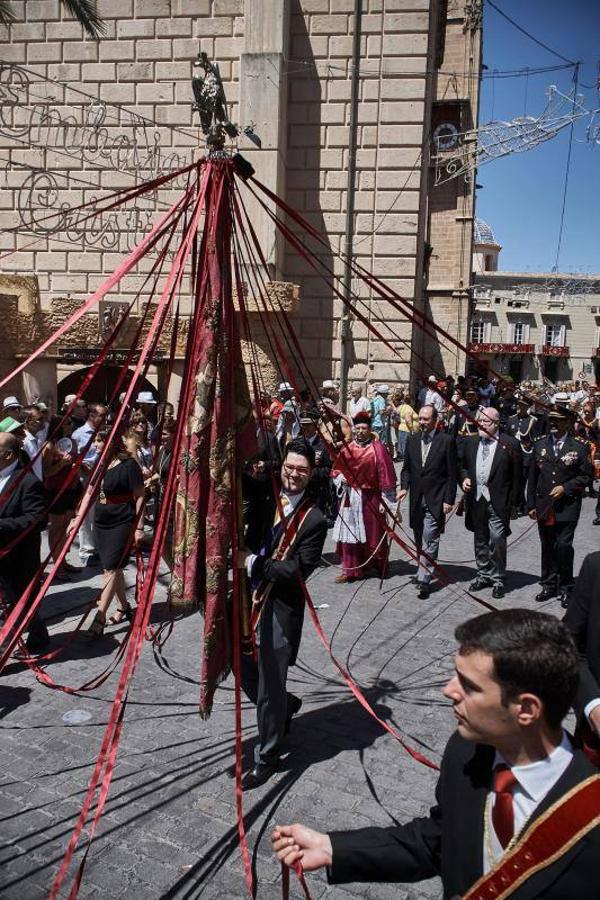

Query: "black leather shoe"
left=284, top=695, right=302, bottom=735
left=534, top=588, right=557, bottom=603
left=469, top=577, right=492, bottom=591
left=559, top=592, right=571, bottom=610
left=25, top=623, right=50, bottom=655
left=241, top=761, right=278, bottom=790
left=593, top=518, right=600, bottom=526
left=417, top=584, right=431, bottom=599
left=491, top=585, right=505, bottom=599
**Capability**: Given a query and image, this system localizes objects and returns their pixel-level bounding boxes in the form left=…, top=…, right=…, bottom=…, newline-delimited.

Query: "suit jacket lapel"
left=421, top=432, right=439, bottom=471
left=458, top=743, right=494, bottom=889
left=488, top=437, right=506, bottom=481
left=0, top=468, right=22, bottom=516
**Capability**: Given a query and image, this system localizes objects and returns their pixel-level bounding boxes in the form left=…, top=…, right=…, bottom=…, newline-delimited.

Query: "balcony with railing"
left=467, top=342, right=535, bottom=355
left=539, top=344, right=569, bottom=357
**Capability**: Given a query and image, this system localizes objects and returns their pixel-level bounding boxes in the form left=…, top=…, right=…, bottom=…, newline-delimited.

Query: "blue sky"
left=476, top=0, right=599, bottom=274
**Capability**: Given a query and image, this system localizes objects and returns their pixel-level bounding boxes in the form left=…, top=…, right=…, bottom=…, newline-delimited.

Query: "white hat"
left=377, top=384, right=390, bottom=393
left=553, top=391, right=570, bottom=404
left=321, top=379, right=337, bottom=390
left=2, top=396, right=21, bottom=409
left=278, top=382, right=293, bottom=393
left=428, top=375, right=437, bottom=383
left=136, top=391, right=157, bottom=405
left=64, top=394, right=78, bottom=405
left=36, top=401, right=49, bottom=412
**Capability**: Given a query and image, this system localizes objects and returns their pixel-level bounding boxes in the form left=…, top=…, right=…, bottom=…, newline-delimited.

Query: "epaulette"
left=573, top=436, right=586, bottom=443
left=534, top=436, right=544, bottom=441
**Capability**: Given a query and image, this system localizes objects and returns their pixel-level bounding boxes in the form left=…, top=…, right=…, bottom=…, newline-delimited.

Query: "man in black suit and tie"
left=398, top=405, right=457, bottom=598
left=272, top=609, right=600, bottom=899
left=527, top=404, right=592, bottom=607
left=0, top=432, right=48, bottom=653
left=460, top=407, right=522, bottom=599
left=239, top=438, right=327, bottom=789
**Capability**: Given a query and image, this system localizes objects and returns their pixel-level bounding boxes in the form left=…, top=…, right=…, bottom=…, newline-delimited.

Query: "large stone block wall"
left=0, top=0, right=472, bottom=393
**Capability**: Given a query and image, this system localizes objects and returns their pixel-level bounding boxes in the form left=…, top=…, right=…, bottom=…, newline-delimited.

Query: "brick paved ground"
left=1, top=489, right=598, bottom=900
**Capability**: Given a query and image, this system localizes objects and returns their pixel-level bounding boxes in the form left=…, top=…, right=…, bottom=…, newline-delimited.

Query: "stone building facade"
left=469, top=219, right=600, bottom=385
left=0, top=0, right=481, bottom=409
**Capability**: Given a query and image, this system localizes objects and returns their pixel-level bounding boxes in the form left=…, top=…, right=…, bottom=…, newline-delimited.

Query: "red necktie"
left=492, top=764, right=518, bottom=849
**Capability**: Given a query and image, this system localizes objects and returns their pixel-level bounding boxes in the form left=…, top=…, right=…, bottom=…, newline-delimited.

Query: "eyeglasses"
left=282, top=463, right=310, bottom=476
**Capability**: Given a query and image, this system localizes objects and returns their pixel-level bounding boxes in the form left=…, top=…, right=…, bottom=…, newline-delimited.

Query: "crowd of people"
left=0, top=390, right=176, bottom=649
left=249, top=373, right=597, bottom=606
left=2, top=371, right=599, bottom=651
left=2, top=372, right=600, bottom=895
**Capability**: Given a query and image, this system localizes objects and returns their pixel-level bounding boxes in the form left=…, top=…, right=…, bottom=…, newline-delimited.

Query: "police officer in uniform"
left=506, top=393, right=538, bottom=515
left=527, top=402, right=592, bottom=607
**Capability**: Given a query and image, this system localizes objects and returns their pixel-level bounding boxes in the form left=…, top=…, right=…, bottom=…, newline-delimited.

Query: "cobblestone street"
left=1, top=492, right=597, bottom=900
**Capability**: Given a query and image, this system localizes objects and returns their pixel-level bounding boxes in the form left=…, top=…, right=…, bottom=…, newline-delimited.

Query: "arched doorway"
left=57, top=366, right=157, bottom=408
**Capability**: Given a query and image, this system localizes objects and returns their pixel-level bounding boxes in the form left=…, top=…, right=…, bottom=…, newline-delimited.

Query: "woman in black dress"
left=88, top=429, right=145, bottom=637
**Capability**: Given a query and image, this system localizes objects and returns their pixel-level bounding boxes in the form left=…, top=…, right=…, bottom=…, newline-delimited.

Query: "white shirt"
left=584, top=696, right=600, bottom=723
left=0, top=460, right=19, bottom=494
left=484, top=731, right=573, bottom=872
left=349, top=396, right=371, bottom=419
left=425, top=388, right=445, bottom=413
left=245, top=490, right=306, bottom=577
left=72, top=422, right=99, bottom=468
left=22, top=430, right=44, bottom=480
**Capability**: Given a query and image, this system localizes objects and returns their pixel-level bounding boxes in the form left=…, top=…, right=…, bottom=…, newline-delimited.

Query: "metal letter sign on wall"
left=0, top=63, right=195, bottom=251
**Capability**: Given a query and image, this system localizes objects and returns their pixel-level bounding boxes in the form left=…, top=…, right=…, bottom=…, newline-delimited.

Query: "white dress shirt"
left=245, top=490, right=305, bottom=577
left=0, top=460, right=19, bottom=494
left=72, top=422, right=99, bottom=468
left=349, top=396, right=371, bottom=419
left=484, top=731, right=573, bottom=872
left=22, top=430, right=44, bottom=480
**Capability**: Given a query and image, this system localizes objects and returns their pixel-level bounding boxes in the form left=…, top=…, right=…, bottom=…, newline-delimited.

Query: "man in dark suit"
left=460, top=407, right=522, bottom=599
left=239, top=438, right=327, bottom=788
left=563, top=551, right=600, bottom=747
left=299, top=410, right=336, bottom=526
left=272, top=609, right=600, bottom=899
left=243, top=414, right=282, bottom=555
left=0, top=432, right=48, bottom=653
left=399, top=405, right=457, bottom=598
left=527, top=404, right=592, bottom=607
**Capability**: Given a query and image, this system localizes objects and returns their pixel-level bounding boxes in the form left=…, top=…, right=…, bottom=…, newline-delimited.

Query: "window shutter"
left=559, top=324, right=566, bottom=346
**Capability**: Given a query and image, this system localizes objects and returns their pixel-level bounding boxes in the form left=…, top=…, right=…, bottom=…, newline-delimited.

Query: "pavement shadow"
left=434, top=563, right=478, bottom=584
left=42, top=586, right=99, bottom=626
left=2, top=629, right=123, bottom=678
left=158, top=681, right=431, bottom=899
left=0, top=684, right=32, bottom=720
left=505, top=571, right=540, bottom=592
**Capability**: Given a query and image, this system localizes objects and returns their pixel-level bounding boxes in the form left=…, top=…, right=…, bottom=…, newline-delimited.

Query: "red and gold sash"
left=250, top=497, right=316, bottom=633
left=462, top=774, right=600, bottom=900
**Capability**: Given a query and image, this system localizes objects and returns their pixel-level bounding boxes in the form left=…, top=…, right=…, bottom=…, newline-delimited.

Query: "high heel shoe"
left=108, top=604, right=133, bottom=626
left=87, top=611, right=106, bottom=638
